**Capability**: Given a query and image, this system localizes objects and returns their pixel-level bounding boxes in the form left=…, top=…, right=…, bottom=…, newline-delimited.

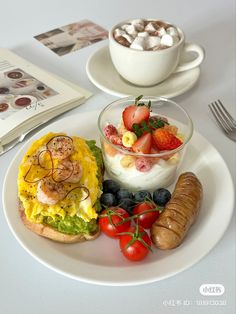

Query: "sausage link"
left=151, top=172, right=203, bottom=249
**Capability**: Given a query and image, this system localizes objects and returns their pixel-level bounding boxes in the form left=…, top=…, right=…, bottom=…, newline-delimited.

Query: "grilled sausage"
left=151, top=172, right=203, bottom=249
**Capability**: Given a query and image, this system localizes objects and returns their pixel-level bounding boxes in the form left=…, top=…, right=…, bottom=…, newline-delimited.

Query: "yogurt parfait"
left=98, top=96, right=193, bottom=191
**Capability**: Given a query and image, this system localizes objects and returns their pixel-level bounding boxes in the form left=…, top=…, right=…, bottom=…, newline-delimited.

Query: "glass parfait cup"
left=98, top=96, right=193, bottom=191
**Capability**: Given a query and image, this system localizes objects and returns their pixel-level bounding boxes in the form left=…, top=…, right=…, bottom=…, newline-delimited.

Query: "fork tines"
left=208, top=99, right=236, bottom=134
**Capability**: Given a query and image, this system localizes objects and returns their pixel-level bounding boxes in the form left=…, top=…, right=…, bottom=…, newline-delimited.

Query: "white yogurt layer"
left=104, top=152, right=180, bottom=191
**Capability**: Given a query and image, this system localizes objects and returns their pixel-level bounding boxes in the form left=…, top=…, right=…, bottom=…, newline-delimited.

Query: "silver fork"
left=208, top=100, right=236, bottom=141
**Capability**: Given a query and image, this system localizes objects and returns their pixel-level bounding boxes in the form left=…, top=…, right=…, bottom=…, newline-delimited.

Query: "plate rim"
left=2, top=110, right=235, bottom=286
left=86, top=45, right=201, bottom=98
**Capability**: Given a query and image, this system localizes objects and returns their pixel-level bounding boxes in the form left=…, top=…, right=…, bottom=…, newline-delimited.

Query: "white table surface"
left=0, top=0, right=235, bottom=313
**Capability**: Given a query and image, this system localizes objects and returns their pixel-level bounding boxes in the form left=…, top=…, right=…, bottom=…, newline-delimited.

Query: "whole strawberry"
left=122, top=95, right=151, bottom=131
left=153, top=128, right=183, bottom=151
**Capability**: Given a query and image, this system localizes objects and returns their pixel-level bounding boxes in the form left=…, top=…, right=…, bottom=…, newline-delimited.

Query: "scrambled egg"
left=18, top=132, right=101, bottom=223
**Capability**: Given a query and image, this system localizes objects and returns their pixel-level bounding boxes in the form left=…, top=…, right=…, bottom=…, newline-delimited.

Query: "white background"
left=0, top=0, right=235, bottom=313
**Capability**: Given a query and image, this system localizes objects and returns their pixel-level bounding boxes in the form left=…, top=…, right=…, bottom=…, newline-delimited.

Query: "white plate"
left=86, top=46, right=200, bottom=98
left=2, top=111, right=234, bottom=286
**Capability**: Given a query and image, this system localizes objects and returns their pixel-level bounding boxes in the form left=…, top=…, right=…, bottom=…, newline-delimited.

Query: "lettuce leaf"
left=86, top=140, right=104, bottom=188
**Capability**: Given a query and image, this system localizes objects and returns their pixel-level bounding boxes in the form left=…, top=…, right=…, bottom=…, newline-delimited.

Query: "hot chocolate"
left=113, top=19, right=180, bottom=51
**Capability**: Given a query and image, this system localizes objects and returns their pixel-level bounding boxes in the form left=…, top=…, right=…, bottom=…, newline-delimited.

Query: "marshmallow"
left=115, top=19, right=180, bottom=51
left=116, top=36, right=130, bottom=47
left=131, top=19, right=145, bottom=32
left=145, top=36, right=161, bottom=49
left=160, top=34, right=179, bottom=47
left=121, top=24, right=130, bottom=30
left=134, top=23, right=145, bottom=32
left=131, top=19, right=145, bottom=26
left=113, top=28, right=126, bottom=38
left=125, top=24, right=138, bottom=37
left=130, top=36, right=146, bottom=50
left=138, top=31, right=149, bottom=37
left=122, top=33, right=133, bottom=43
left=156, top=27, right=166, bottom=37
left=156, top=21, right=168, bottom=29
left=145, top=22, right=157, bottom=33
left=166, top=26, right=179, bottom=37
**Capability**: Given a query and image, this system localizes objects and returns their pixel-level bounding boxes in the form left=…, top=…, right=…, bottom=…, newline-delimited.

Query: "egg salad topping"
left=18, top=133, right=102, bottom=225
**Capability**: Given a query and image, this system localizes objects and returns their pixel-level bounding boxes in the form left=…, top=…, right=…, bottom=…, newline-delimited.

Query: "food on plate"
left=152, top=128, right=182, bottom=151
left=119, top=225, right=152, bottom=261
left=18, top=132, right=104, bottom=243
left=100, top=95, right=188, bottom=190
left=113, top=19, right=180, bottom=51
left=133, top=190, right=152, bottom=203
left=99, top=179, right=170, bottom=215
left=98, top=179, right=170, bottom=261
left=151, top=172, right=203, bottom=249
left=118, top=198, right=135, bottom=214
left=101, top=180, right=137, bottom=213
left=99, top=207, right=131, bottom=238
left=99, top=173, right=202, bottom=261
left=133, top=201, right=161, bottom=229
left=122, top=100, right=150, bottom=131
left=116, top=188, right=133, bottom=202
left=153, top=188, right=172, bottom=206
left=102, top=179, right=120, bottom=194
left=100, top=192, right=117, bottom=207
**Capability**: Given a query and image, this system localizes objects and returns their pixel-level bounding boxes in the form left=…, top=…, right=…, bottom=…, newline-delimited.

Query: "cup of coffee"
left=109, top=19, right=205, bottom=86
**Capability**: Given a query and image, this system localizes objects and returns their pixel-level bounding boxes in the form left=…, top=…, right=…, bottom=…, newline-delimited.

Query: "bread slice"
left=18, top=203, right=100, bottom=243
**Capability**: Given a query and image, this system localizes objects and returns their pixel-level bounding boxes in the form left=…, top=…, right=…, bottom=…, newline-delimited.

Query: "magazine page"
left=0, top=48, right=89, bottom=144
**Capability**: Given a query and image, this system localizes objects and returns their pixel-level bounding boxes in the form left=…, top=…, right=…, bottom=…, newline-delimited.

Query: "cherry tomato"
left=99, top=207, right=131, bottom=238
left=119, top=225, right=151, bottom=261
left=133, top=201, right=160, bottom=229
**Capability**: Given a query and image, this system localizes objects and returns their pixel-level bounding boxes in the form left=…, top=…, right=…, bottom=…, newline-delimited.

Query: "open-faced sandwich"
left=17, top=132, right=104, bottom=243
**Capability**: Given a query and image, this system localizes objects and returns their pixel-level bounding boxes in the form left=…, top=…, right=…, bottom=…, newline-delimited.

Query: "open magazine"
left=0, top=48, right=91, bottom=154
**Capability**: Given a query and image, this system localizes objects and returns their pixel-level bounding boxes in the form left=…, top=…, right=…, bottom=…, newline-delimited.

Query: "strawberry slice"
left=122, top=105, right=150, bottom=131
left=150, top=146, right=159, bottom=154
left=132, top=133, right=152, bottom=154
left=152, top=128, right=183, bottom=151
left=151, top=137, right=159, bottom=152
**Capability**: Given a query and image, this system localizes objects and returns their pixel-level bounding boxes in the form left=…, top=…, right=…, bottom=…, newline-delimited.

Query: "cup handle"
left=174, top=43, right=205, bottom=73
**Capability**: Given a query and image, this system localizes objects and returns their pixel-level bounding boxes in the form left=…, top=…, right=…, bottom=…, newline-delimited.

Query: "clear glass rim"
left=98, top=96, right=193, bottom=157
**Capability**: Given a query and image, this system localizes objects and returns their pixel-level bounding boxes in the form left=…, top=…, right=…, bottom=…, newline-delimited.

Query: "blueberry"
left=119, top=198, right=135, bottom=215
left=100, top=193, right=117, bottom=207
left=102, top=180, right=120, bottom=194
left=134, top=190, right=152, bottom=203
left=153, top=188, right=171, bottom=206
left=116, top=189, right=133, bottom=201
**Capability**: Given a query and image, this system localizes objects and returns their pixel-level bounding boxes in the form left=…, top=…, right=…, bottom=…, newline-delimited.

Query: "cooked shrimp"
left=46, top=135, right=74, bottom=159
left=55, top=159, right=83, bottom=183
left=37, top=179, right=66, bottom=205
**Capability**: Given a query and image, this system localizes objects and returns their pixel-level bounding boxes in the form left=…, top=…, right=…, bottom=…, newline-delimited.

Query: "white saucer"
left=86, top=46, right=200, bottom=98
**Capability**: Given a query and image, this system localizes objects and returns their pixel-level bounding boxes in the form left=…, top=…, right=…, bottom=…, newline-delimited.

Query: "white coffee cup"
left=109, top=19, right=205, bottom=86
